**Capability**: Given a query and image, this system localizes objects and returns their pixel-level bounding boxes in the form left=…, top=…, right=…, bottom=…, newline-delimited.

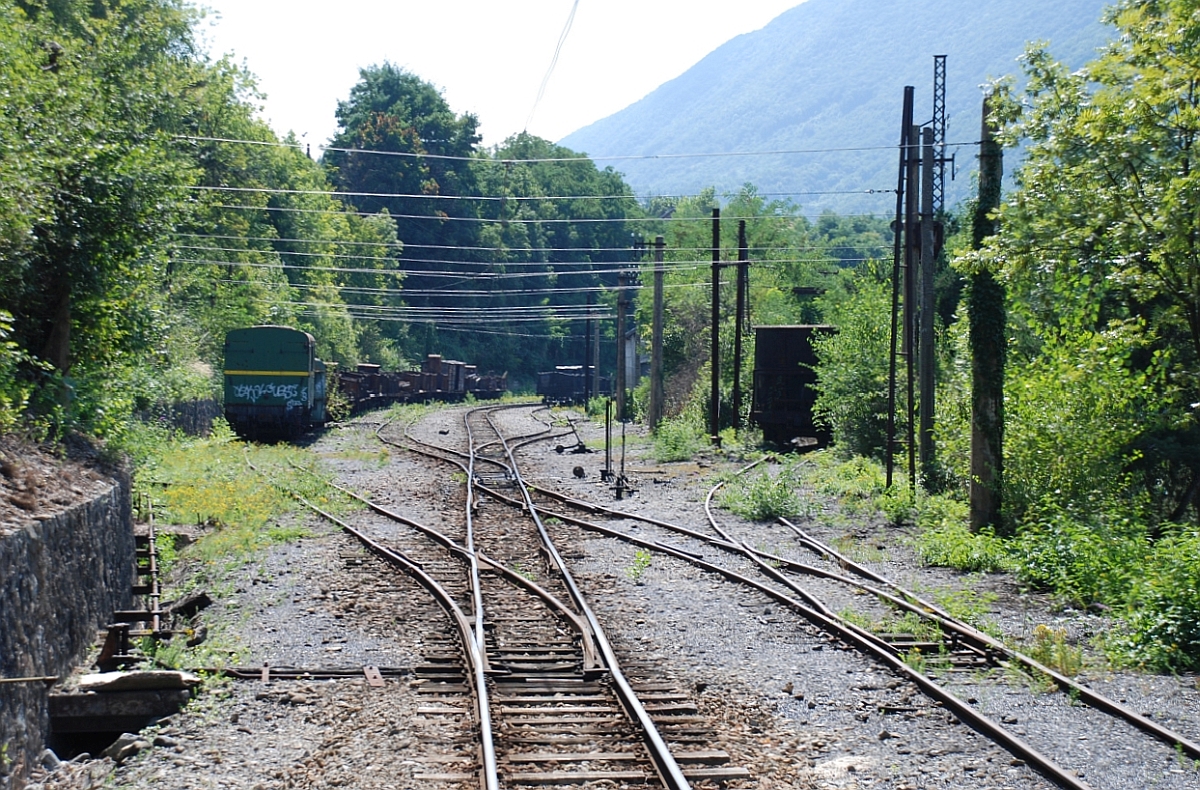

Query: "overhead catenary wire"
left=208, top=202, right=891, bottom=223
left=179, top=184, right=897, bottom=202
left=293, top=313, right=593, bottom=340
left=173, top=232, right=891, bottom=256
left=178, top=258, right=706, bottom=279
left=179, top=243, right=884, bottom=268
left=179, top=256, right=874, bottom=281
left=178, top=134, right=984, bottom=163
left=215, top=278, right=714, bottom=298
left=525, top=0, right=580, bottom=133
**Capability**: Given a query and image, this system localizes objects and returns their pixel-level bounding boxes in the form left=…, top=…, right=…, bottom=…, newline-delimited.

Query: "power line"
left=178, top=134, right=983, bottom=164
left=180, top=256, right=871, bottom=281
left=295, top=312, right=592, bottom=339
left=178, top=243, right=887, bottom=269
left=215, top=277, right=711, bottom=298
left=174, top=232, right=890, bottom=255
left=208, top=202, right=889, bottom=223
left=525, top=0, right=580, bottom=133
left=180, top=183, right=892, bottom=203
left=276, top=299, right=611, bottom=322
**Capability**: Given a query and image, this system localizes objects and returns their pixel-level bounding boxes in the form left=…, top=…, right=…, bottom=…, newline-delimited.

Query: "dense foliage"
left=807, top=0, right=1200, bottom=671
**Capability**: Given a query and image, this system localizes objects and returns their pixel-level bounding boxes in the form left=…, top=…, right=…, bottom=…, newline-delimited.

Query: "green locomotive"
left=223, top=326, right=326, bottom=440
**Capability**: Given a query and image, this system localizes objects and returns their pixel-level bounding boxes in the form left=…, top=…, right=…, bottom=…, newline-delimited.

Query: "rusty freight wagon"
left=750, top=325, right=834, bottom=449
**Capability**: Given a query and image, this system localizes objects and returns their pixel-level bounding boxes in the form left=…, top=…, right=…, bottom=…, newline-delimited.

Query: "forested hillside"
left=560, top=0, right=1110, bottom=215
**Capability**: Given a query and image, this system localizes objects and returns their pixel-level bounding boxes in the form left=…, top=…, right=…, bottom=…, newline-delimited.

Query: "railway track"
left=448, top=419, right=1198, bottom=790
left=240, top=402, right=1199, bottom=789
left=277, top=402, right=749, bottom=788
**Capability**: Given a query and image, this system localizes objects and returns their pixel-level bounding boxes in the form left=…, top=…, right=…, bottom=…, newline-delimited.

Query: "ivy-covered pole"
left=969, top=94, right=1005, bottom=532
left=710, top=208, right=721, bottom=444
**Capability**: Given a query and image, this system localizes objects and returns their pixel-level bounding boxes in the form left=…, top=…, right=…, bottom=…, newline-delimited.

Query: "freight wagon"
left=224, top=325, right=327, bottom=441
left=750, top=325, right=835, bottom=448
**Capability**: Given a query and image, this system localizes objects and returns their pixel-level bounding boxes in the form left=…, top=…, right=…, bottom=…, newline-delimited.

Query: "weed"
left=902, top=647, right=927, bottom=674
left=511, top=562, right=536, bottom=582
left=911, top=521, right=1010, bottom=573
left=651, top=416, right=707, bottom=462
left=1025, top=624, right=1083, bottom=677
left=154, top=530, right=179, bottom=576
left=625, top=549, right=653, bottom=582
left=927, top=584, right=1000, bottom=638
left=831, top=535, right=888, bottom=564
left=720, top=461, right=803, bottom=521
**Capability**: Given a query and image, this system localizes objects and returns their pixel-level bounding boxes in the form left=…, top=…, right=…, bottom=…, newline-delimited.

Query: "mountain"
left=559, top=0, right=1111, bottom=215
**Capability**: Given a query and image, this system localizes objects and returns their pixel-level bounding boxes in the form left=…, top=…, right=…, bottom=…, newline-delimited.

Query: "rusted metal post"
left=583, top=293, right=593, bottom=403
left=616, top=268, right=627, bottom=421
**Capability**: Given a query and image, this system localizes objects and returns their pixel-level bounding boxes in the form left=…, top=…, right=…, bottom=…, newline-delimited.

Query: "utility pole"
left=904, top=124, right=921, bottom=486
left=649, top=235, right=665, bottom=431
left=709, top=208, right=721, bottom=444
left=733, top=221, right=748, bottom=430
left=592, top=305, right=601, bottom=402
left=969, top=93, right=1005, bottom=531
left=583, top=293, right=593, bottom=403
left=616, top=268, right=627, bottom=420
left=932, top=55, right=948, bottom=214
left=887, top=87, right=914, bottom=489
left=919, top=126, right=937, bottom=485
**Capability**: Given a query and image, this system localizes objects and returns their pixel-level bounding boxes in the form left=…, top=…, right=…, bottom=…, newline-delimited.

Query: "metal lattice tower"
left=932, top=55, right=947, bottom=214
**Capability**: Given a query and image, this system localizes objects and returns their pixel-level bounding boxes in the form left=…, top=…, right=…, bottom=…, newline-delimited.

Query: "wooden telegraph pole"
left=709, top=208, right=721, bottom=444
left=649, top=236, right=665, bottom=431
left=887, top=87, right=915, bottom=489
left=919, top=126, right=937, bottom=485
left=733, top=221, right=748, bottom=430
left=616, top=268, right=627, bottom=420
left=970, top=94, right=1005, bottom=531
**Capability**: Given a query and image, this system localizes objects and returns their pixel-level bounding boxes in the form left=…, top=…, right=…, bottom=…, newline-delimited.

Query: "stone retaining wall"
left=0, top=472, right=132, bottom=787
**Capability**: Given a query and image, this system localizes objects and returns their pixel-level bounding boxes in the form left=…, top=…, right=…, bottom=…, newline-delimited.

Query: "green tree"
left=979, top=0, right=1200, bottom=522
left=0, top=0, right=200, bottom=433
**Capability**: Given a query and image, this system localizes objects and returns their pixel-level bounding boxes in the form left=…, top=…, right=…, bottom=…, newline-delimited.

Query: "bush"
left=811, top=266, right=893, bottom=460
left=1003, top=324, right=1155, bottom=520
left=1110, top=527, right=1200, bottom=671
left=912, top=519, right=1010, bottom=573
left=719, top=462, right=803, bottom=521
left=1011, top=501, right=1146, bottom=607
left=651, top=415, right=706, bottom=462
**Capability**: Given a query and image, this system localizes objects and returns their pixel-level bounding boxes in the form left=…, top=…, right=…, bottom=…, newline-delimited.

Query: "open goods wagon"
left=536, top=365, right=612, bottom=405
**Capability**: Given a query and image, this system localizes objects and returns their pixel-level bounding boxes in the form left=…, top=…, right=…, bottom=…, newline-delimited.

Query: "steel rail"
left=299, top=496, right=501, bottom=790
left=458, top=408, right=504, bottom=790
left=483, top=407, right=693, bottom=790
left=250, top=450, right=500, bottom=790
left=299, top=468, right=601, bottom=672
left=776, top=518, right=1200, bottom=761
left=533, top=471, right=1200, bottom=763
left=494, top=491, right=1093, bottom=790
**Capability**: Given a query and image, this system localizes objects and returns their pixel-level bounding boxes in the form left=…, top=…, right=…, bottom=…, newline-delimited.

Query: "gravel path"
left=26, top=403, right=1200, bottom=790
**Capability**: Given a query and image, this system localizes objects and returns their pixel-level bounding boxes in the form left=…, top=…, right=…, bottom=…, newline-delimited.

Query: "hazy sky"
left=196, top=1, right=806, bottom=150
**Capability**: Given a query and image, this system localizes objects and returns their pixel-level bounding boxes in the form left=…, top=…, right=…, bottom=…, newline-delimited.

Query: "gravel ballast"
left=23, top=404, right=1200, bottom=790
